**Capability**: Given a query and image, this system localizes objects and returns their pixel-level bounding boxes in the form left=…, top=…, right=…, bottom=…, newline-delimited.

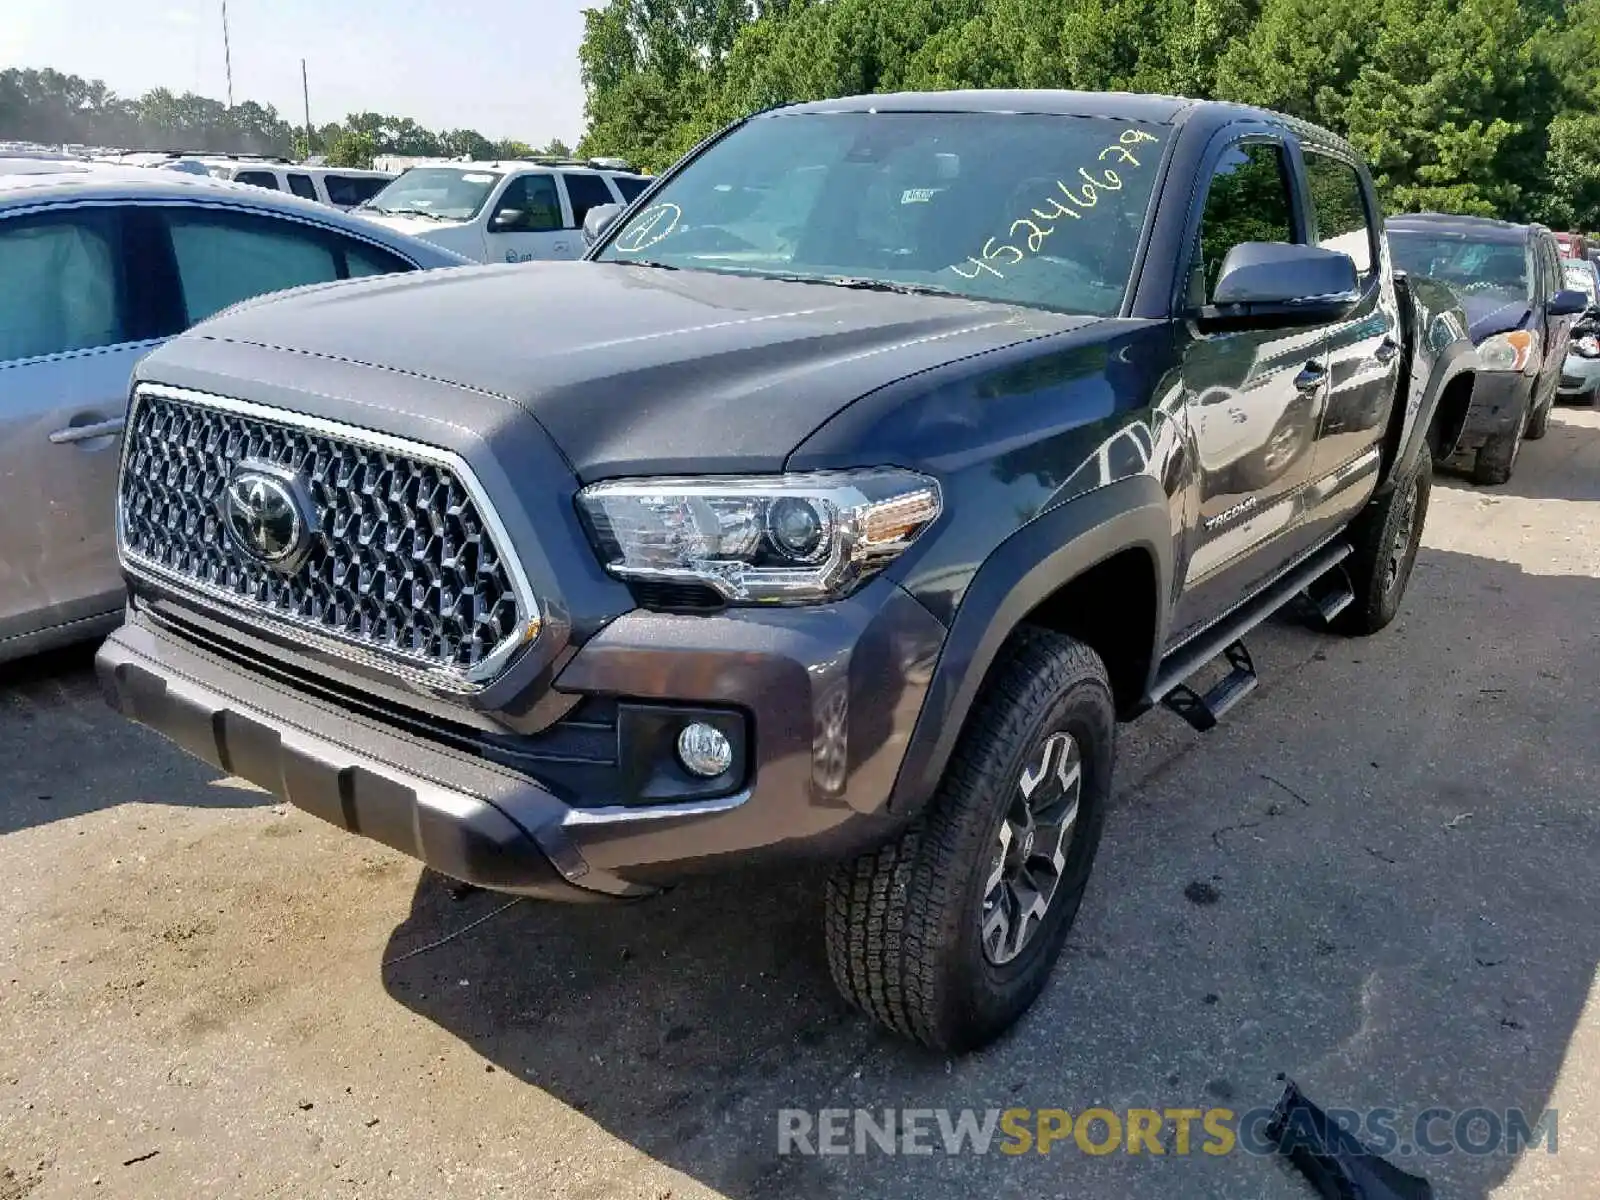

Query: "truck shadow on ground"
left=381, top=544, right=1600, bottom=1200
left=0, top=641, right=269, bottom=835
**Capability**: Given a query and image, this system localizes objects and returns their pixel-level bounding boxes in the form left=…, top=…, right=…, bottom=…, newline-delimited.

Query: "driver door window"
left=485, top=175, right=570, bottom=262
left=1189, top=142, right=1296, bottom=306
left=492, top=176, right=563, bottom=234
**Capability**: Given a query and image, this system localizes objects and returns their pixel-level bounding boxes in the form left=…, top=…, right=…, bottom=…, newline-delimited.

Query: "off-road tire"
left=824, top=628, right=1113, bottom=1052
left=1334, top=447, right=1432, bottom=635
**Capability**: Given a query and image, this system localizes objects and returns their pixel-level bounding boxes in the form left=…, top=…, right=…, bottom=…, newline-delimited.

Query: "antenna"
left=301, top=58, right=312, bottom=153
left=222, top=0, right=234, bottom=109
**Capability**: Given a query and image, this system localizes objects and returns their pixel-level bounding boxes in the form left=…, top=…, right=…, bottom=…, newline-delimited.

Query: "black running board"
left=1302, top=563, right=1356, bottom=625
left=1148, top=541, right=1353, bottom=731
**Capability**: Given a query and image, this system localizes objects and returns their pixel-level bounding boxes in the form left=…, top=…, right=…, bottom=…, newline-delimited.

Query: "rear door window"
left=0, top=208, right=128, bottom=362
left=324, top=175, right=389, bottom=207
left=233, top=170, right=280, bottom=191
left=1303, top=149, right=1375, bottom=277
left=613, top=175, right=650, bottom=202
left=286, top=173, right=319, bottom=201
left=163, top=208, right=346, bottom=323
left=344, top=240, right=416, bottom=277
left=561, top=172, right=618, bottom=227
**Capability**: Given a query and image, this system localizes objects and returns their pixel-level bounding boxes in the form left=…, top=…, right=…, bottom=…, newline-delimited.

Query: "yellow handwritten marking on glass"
left=950, top=129, right=1160, bottom=283
left=614, top=203, right=683, bottom=253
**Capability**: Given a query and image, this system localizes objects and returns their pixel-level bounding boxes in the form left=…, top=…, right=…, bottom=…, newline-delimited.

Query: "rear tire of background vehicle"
left=824, top=628, right=1113, bottom=1053
left=1334, top=448, right=1432, bottom=636
left=1473, top=403, right=1526, bottom=486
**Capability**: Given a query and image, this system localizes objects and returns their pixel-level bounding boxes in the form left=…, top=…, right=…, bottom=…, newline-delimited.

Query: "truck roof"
left=768, top=89, right=1360, bottom=158
left=1387, top=213, right=1536, bottom=243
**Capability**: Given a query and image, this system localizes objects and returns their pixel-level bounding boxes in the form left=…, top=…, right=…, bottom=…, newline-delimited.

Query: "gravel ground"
left=3, top=408, right=1599, bottom=1200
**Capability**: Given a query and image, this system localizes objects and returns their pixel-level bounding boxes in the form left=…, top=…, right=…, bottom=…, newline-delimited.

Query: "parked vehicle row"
left=8, top=86, right=1596, bottom=1053
left=193, top=157, right=397, bottom=210
left=93, top=90, right=1475, bottom=1052
left=355, top=158, right=652, bottom=262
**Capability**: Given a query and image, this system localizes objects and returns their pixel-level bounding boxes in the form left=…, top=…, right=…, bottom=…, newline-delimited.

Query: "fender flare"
left=886, top=474, right=1174, bottom=817
left=1385, top=338, right=1477, bottom=487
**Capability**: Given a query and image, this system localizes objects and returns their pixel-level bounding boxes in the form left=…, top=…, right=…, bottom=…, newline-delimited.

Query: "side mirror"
left=1199, top=243, right=1360, bottom=330
left=1547, top=288, right=1588, bottom=317
left=488, top=208, right=524, bottom=233
left=583, top=202, right=625, bottom=247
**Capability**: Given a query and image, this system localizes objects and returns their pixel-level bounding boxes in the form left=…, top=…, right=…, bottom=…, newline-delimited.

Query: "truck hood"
left=176, top=260, right=1094, bottom=480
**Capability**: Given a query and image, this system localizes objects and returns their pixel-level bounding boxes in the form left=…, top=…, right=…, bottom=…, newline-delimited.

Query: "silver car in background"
left=1559, top=256, right=1600, bottom=405
left=0, top=161, right=471, bottom=662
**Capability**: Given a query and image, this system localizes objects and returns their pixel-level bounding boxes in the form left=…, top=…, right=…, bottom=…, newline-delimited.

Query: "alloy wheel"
left=980, top=731, right=1083, bottom=965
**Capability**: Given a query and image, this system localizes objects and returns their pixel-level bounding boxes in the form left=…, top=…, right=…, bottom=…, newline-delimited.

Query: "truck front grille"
left=117, top=385, right=536, bottom=688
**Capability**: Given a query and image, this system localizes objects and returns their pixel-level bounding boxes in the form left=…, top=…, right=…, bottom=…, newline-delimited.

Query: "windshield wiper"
left=365, top=206, right=447, bottom=221
left=609, top=258, right=679, bottom=270
left=766, top=273, right=956, bottom=298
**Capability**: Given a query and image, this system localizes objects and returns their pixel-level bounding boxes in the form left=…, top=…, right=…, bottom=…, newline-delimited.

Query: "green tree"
left=325, top=128, right=377, bottom=169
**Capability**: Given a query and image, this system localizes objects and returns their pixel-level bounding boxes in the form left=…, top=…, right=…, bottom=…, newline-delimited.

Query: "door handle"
left=1293, top=362, right=1327, bottom=392
left=1375, top=337, right=1401, bottom=364
left=49, top=416, right=126, bottom=444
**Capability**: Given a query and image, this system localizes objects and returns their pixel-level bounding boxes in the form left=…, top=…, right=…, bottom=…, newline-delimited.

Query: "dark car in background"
left=1388, top=214, right=1587, bottom=483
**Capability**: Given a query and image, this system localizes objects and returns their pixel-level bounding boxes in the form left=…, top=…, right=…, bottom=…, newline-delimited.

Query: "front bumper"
left=96, top=579, right=947, bottom=900
left=1455, top=370, right=1533, bottom=449
left=1559, top=353, right=1600, bottom=397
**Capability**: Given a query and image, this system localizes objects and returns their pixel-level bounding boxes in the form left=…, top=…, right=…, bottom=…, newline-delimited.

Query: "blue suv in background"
left=1387, top=214, right=1587, bottom=484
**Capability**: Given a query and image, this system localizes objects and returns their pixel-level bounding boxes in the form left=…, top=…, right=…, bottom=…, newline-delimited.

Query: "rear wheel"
left=1334, top=447, right=1432, bottom=636
left=824, top=628, right=1113, bottom=1052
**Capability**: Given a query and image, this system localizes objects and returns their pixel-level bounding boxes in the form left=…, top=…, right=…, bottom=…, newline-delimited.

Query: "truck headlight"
left=576, top=469, right=942, bottom=605
left=1477, top=330, right=1538, bottom=373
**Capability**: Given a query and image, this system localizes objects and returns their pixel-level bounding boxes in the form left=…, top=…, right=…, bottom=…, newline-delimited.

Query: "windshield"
left=1563, top=261, right=1598, bottom=302
left=593, top=112, right=1168, bottom=316
left=362, top=167, right=502, bottom=221
left=1388, top=230, right=1530, bottom=304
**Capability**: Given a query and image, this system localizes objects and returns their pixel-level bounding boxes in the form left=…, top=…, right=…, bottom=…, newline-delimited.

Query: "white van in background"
left=194, top=158, right=397, bottom=209
left=354, top=159, right=653, bottom=263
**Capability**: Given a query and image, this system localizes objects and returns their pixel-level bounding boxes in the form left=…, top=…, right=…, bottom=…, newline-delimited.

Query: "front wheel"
left=1526, top=381, right=1553, bottom=440
left=824, top=628, right=1113, bottom=1052
left=1334, top=447, right=1432, bottom=636
left=1474, top=393, right=1529, bottom=485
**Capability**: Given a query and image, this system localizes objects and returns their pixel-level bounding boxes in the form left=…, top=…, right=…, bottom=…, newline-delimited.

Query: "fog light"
left=677, top=722, right=733, bottom=778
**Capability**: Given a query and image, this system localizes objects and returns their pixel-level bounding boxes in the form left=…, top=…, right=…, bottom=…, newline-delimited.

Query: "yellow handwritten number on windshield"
left=951, top=129, right=1158, bottom=281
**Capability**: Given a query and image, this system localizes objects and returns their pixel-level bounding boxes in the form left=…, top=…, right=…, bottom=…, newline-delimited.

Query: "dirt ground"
left=4, top=408, right=1599, bottom=1200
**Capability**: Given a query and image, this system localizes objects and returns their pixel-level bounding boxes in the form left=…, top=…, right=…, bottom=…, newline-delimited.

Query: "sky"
left=4, top=0, right=591, bottom=145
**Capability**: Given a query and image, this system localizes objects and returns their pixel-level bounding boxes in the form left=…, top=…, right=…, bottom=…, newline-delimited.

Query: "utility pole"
left=222, top=0, right=234, bottom=108
left=301, top=58, right=313, bottom=156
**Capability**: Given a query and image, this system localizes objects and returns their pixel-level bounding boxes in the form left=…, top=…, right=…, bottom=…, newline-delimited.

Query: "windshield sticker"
left=950, top=129, right=1159, bottom=281
left=614, top=203, right=683, bottom=253
left=902, top=188, right=940, bottom=204
left=462, top=173, right=496, bottom=183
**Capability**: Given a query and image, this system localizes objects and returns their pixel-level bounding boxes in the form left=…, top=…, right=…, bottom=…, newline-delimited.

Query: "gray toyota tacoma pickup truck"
left=97, top=91, right=1475, bottom=1051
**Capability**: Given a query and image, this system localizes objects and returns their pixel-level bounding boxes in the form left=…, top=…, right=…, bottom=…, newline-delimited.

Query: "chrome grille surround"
left=116, top=383, right=539, bottom=692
